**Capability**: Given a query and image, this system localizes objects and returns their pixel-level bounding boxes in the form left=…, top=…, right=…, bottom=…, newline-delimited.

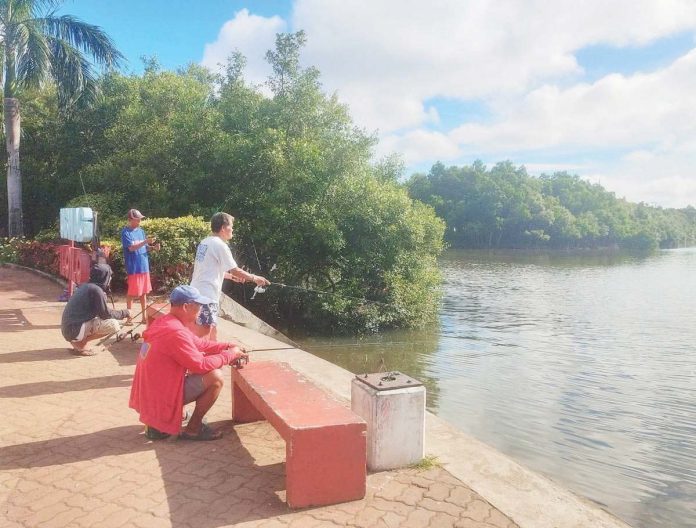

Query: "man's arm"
left=167, top=330, right=245, bottom=373
left=190, top=333, right=230, bottom=355
left=226, top=267, right=270, bottom=287
left=90, top=287, right=129, bottom=320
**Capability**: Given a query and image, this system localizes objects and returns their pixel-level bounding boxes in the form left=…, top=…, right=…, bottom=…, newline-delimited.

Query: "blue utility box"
left=59, top=207, right=94, bottom=242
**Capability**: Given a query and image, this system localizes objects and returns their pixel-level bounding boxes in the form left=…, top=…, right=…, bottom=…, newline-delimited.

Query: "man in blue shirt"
left=121, top=209, right=160, bottom=324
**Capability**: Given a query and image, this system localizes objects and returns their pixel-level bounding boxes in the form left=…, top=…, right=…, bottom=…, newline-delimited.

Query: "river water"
left=297, top=248, right=696, bottom=528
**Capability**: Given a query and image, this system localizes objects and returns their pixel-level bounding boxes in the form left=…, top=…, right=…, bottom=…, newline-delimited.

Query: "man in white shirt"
left=190, top=212, right=270, bottom=340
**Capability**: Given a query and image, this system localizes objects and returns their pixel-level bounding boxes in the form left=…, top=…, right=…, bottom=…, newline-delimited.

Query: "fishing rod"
left=97, top=296, right=170, bottom=345
left=238, top=346, right=298, bottom=353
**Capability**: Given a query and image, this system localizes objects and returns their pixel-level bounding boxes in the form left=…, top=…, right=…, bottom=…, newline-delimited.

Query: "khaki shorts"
left=74, top=317, right=121, bottom=341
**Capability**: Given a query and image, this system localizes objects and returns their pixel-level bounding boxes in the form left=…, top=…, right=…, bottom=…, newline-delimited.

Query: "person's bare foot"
left=70, top=342, right=96, bottom=356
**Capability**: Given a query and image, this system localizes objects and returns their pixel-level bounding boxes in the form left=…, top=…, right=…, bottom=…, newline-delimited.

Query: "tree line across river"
left=407, top=161, right=696, bottom=251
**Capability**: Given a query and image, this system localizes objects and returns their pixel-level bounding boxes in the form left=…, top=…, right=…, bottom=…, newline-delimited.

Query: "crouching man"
left=61, top=263, right=130, bottom=356
left=129, top=285, right=247, bottom=441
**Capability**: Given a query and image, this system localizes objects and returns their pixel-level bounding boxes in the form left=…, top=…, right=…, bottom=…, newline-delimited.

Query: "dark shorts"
left=183, top=374, right=205, bottom=404
left=196, top=302, right=219, bottom=327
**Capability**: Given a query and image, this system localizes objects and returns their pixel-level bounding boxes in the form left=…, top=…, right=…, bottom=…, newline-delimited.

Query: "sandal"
left=69, top=342, right=96, bottom=356
left=179, top=423, right=223, bottom=441
left=145, top=425, right=170, bottom=440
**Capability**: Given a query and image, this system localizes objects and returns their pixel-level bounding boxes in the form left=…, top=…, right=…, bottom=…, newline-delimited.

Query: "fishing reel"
left=250, top=285, right=266, bottom=300
left=231, top=355, right=249, bottom=369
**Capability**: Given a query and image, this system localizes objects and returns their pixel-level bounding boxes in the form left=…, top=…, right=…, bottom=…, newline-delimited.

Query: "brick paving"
left=0, top=266, right=518, bottom=528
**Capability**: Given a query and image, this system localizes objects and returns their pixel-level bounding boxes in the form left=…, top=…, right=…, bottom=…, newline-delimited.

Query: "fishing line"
left=269, top=281, right=394, bottom=307
left=302, top=340, right=436, bottom=349
left=79, top=172, right=88, bottom=199
left=250, top=237, right=262, bottom=272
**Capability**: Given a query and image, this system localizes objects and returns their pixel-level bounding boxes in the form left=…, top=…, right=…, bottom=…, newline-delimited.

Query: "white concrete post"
left=351, top=373, right=426, bottom=471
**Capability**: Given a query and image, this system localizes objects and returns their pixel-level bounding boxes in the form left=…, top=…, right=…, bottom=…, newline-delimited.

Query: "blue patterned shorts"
left=196, top=302, right=219, bottom=326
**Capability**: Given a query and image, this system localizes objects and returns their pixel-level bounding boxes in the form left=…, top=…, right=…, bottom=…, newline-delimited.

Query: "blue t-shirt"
left=121, top=226, right=150, bottom=274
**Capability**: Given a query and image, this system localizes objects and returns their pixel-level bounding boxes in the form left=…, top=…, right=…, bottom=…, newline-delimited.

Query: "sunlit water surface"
left=298, top=248, right=696, bottom=528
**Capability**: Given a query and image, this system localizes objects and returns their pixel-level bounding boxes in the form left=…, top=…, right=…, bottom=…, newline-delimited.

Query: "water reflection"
left=300, top=329, right=443, bottom=411
left=298, top=248, right=696, bottom=528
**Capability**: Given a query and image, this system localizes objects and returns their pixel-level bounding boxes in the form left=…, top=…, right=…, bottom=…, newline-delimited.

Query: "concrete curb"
left=0, top=262, right=67, bottom=288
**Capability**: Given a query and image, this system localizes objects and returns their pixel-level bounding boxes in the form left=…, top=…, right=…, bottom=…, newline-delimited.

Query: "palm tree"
left=1, top=0, right=122, bottom=236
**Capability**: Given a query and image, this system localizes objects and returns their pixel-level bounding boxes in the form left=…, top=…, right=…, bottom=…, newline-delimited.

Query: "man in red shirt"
left=129, top=285, right=247, bottom=441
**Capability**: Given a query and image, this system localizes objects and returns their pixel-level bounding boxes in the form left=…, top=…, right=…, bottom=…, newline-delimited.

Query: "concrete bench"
left=145, top=302, right=169, bottom=326
left=232, top=361, right=367, bottom=508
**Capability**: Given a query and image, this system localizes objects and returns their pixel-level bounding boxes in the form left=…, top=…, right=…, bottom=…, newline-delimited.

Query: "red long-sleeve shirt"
left=129, top=313, right=233, bottom=434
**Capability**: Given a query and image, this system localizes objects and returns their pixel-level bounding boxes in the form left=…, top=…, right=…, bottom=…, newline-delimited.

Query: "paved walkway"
left=0, top=266, right=518, bottom=528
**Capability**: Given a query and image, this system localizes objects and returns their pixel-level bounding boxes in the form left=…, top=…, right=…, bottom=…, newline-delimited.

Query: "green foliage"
left=0, top=238, right=20, bottom=263
left=9, top=31, right=445, bottom=334
left=2, top=238, right=60, bottom=274
left=409, top=455, right=442, bottom=470
left=0, top=0, right=123, bottom=236
left=0, top=0, right=123, bottom=101
left=258, top=174, right=444, bottom=334
left=408, top=162, right=696, bottom=250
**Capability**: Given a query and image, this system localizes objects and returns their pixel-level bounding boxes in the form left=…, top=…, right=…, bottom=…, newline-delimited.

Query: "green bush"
left=9, top=238, right=60, bottom=274
left=0, top=237, right=20, bottom=263
left=243, top=175, right=446, bottom=335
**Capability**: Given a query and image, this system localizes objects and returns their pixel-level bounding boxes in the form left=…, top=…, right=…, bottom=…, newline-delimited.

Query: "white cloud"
left=523, top=162, right=592, bottom=174
left=293, top=0, right=696, bottom=132
left=377, top=130, right=461, bottom=165
left=201, top=8, right=285, bottom=88
left=451, top=49, right=696, bottom=152
left=201, top=1, right=696, bottom=206
left=604, top=144, right=696, bottom=207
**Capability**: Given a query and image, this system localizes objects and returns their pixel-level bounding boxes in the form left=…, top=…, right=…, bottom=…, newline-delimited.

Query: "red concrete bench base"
left=232, top=361, right=367, bottom=508
left=145, top=302, right=169, bottom=326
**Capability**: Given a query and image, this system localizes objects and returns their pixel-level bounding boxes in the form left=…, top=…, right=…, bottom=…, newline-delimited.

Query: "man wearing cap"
left=61, top=263, right=131, bottom=355
left=190, top=212, right=270, bottom=340
left=121, top=209, right=160, bottom=325
left=129, top=285, right=247, bottom=441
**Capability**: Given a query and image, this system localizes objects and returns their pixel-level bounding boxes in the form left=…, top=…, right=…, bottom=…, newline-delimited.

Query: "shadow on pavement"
left=0, top=425, right=150, bottom=470
left=0, top=421, right=289, bottom=527
left=0, top=374, right=133, bottom=398
left=0, top=309, right=62, bottom=332
left=104, top=338, right=138, bottom=367
left=161, top=423, right=289, bottom=527
left=0, top=267, right=64, bottom=303
left=0, top=347, right=79, bottom=363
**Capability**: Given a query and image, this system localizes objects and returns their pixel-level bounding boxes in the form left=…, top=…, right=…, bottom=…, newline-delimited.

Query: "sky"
left=58, top=0, right=696, bottom=208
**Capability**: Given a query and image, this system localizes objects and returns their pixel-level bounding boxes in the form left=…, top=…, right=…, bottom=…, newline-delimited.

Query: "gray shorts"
left=196, top=302, right=219, bottom=327
left=183, top=374, right=205, bottom=404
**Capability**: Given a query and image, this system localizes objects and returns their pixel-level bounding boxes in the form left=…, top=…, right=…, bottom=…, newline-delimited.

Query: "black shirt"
left=60, top=283, right=129, bottom=341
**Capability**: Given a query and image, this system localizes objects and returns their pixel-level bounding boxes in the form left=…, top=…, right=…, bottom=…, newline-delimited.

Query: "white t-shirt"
left=190, top=235, right=238, bottom=302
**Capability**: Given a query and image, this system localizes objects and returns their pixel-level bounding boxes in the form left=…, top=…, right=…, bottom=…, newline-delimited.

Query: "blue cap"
left=170, top=285, right=214, bottom=306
